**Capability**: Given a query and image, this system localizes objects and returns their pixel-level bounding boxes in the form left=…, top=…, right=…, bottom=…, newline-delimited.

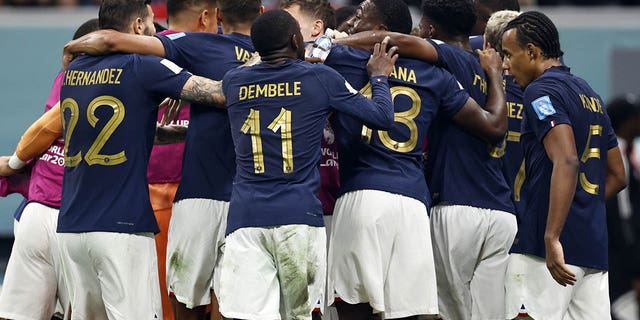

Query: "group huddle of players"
left=0, top=0, right=626, bottom=320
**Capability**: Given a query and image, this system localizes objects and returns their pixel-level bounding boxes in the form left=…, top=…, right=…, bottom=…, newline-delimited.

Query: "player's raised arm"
left=325, top=37, right=396, bottom=130
left=179, top=75, right=226, bottom=108
left=63, top=30, right=166, bottom=69
left=450, top=48, right=507, bottom=144
left=335, top=30, right=439, bottom=63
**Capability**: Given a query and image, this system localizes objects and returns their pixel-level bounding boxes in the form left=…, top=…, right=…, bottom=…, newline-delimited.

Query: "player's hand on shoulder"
left=366, top=36, right=398, bottom=78
left=241, top=52, right=262, bottom=68
left=476, top=48, right=503, bottom=76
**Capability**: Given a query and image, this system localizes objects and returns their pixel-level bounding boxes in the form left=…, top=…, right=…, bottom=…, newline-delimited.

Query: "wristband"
left=8, top=153, right=26, bottom=170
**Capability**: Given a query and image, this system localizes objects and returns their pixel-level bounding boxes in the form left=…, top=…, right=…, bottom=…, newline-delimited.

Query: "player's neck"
left=536, top=58, right=563, bottom=78
left=261, top=49, right=298, bottom=65
left=441, top=35, right=471, bottom=51
left=222, top=22, right=252, bottom=36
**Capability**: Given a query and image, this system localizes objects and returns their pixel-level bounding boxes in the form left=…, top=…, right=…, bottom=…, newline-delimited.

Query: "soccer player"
left=501, top=11, right=626, bottom=319
left=149, top=1, right=218, bottom=319
left=57, top=0, right=228, bottom=318
left=325, top=1, right=506, bottom=319
left=218, top=9, right=396, bottom=320
left=484, top=10, right=526, bottom=214
left=0, top=19, right=99, bottom=320
left=63, top=1, right=262, bottom=319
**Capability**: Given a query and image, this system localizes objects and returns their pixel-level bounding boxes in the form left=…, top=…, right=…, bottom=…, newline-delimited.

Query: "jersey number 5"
left=61, top=96, right=127, bottom=167
left=580, top=124, right=602, bottom=195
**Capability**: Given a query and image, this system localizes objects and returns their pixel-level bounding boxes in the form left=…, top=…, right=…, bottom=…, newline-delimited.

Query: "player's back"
left=325, top=44, right=469, bottom=206
left=425, top=40, right=514, bottom=213
left=516, top=66, right=616, bottom=270
left=59, top=53, right=190, bottom=233
left=156, top=32, right=255, bottom=202
left=503, top=75, right=526, bottom=213
left=223, top=59, right=348, bottom=234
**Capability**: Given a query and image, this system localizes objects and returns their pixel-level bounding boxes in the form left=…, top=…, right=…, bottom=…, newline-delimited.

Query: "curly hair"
left=421, top=0, right=477, bottom=37
left=371, top=0, right=412, bottom=35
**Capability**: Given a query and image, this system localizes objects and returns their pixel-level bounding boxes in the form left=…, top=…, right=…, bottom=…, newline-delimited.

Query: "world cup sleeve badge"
left=532, top=95, right=556, bottom=120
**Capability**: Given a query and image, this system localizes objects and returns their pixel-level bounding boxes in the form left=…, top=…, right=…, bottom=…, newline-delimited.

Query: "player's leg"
left=563, top=269, right=610, bottom=320
left=149, top=182, right=179, bottom=320
left=218, top=227, right=281, bottom=320
left=167, top=198, right=229, bottom=320
left=0, top=203, right=61, bottom=320
left=328, top=190, right=395, bottom=319
left=57, top=232, right=109, bottom=320
left=88, top=232, right=163, bottom=320
left=469, top=209, right=517, bottom=320
left=429, top=205, right=486, bottom=320
left=504, top=253, right=581, bottom=320
left=274, top=224, right=326, bottom=320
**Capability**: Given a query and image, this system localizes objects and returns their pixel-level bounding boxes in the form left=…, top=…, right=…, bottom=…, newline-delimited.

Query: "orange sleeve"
left=15, top=102, right=63, bottom=161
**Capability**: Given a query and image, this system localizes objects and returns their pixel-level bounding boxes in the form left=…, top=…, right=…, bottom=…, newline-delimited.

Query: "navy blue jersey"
left=223, top=59, right=393, bottom=235
left=425, top=40, right=514, bottom=213
left=59, top=54, right=191, bottom=233
left=503, top=75, right=526, bottom=214
left=157, top=32, right=254, bottom=202
left=511, top=66, right=617, bottom=270
left=325, top=45, right=469, bottom=206
left=469, top=35, right=484, bottom=52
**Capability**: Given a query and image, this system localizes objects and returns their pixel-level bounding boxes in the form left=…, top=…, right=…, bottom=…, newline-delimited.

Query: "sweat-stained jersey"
left=425, top=39, right=515, bottom=213
left=325, top=44, right=469, bottom=207
left=511, top=66, right=617, bottom=270
left=222, top=58, right=394, bottom=235
left=156, top=32, right=254, bottom=203
left=58, top=54, right=191, bottom=233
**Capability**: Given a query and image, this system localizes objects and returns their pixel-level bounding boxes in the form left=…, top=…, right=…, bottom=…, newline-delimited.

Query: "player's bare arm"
left=63, top=30, right=166, bottom=69
left=450, top=49, right=507, bottom=144
left=542, top=124, right=579, bottom=287
left=604, top=146, right=627, bottom=200
left=180, top=76, right=226, bottom=108
left=336, top=30, right=439, bottom=63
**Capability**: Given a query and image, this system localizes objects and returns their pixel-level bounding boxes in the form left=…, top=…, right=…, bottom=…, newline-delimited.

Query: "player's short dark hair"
left=421, top=0, right=477, bottom=37
left=335, top=5, right=356, bottom=28
left=478, top=0, right=520, bottom=12
left=219, top=0, right=262, bottom=25
left=99, top=0, right=152, bottom=33
left=251, top=9, right=299, bottom=57
left=280, top=0, right=336, bottom=31
left=371, top=0, right=412, bottom=35
left=607, top=94, right=640, bottom=132
left=167, top=0, right=218, bottom=20
left=73, top=18, right=100, bottom=40
left=504, top=11, right=563, bottom=59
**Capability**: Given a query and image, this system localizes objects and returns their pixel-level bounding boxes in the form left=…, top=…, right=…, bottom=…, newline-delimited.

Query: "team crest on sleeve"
left=166, top=32, right=186, bottom=40
left=532, top=95, right=556, bottom=120
left=345, top=80, right=358, bottom=95
left=160, top=59, right=184, bottom=74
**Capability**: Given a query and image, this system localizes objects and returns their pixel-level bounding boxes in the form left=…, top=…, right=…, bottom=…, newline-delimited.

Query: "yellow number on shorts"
left=579, top=124, right=602, bottom=195
left=359, top=84, right=421, bottom=152
left=61, top=98, right=82, bottom=167
left=241, top=108, right=294, bottom=174
left=61, top=96, right=127, bottom=167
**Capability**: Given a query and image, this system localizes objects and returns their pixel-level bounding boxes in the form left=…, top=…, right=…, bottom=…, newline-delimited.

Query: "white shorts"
left=328, top=190, right=438, bottom=318
left=430, top=204, right=517, bottom=320
left=219, top=225, right=326, bottom=320
left=57, top=232, right=162, bottom=320
left=505, top=253, right=611, bottom=320
left=166, top=198, right=228, bottom=308
left=0, top=202, right=68, bottom=320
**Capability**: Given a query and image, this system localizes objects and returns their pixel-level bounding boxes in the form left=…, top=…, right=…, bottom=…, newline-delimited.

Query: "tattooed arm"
left=179, top=76, right=226, bottom=108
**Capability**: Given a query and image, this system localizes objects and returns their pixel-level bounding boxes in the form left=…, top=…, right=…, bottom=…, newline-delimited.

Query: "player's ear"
left=312, top=19, right=324, bottom=38
left=525, top=43, right=537, bottom=59
left=133, top=17, right=144, bottom=35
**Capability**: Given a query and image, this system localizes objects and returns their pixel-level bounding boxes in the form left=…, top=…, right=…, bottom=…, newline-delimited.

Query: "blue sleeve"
left=437, top=68, right=469, bottom=118
left=156, top=32, right=215, bottom=70
left=428, top=39, right=449, bottom=69
left=316, top=66, right=393, bottom=130
left=523, top=82, right=571, bottom=142
left=134, top=55, right=192, bottom=100
left=604, top=113, right=618, bottom=150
